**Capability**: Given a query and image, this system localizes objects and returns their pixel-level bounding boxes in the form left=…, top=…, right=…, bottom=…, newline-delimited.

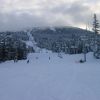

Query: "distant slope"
left=0, top=26, right=95, bottom=54
left=29, top=27, right=94, bottom=53
left=31, top=26, right=93, bottom=35
left=31, top=27, right=93, bottom=42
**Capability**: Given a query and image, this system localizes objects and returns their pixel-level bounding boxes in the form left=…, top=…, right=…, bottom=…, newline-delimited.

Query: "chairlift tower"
left=80, top=35, right=88, bottom=62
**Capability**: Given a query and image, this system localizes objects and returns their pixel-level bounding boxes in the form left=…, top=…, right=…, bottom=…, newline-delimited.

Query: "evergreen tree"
left=92, top=13, right=100, bottom=58
left=0, top=32, right=28, bottom=62
left=93, top=14, right=99, bottom=35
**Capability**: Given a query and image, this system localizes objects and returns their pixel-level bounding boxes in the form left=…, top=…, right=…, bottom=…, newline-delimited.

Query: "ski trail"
left=26, top=30, right=40, bottom=52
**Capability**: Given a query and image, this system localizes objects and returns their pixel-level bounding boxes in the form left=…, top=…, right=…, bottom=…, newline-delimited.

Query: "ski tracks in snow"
left=26, top=30, right=40, bottom=52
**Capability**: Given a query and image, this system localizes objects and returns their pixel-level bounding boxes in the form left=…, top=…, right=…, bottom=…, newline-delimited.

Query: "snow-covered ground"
left=26, top=30, right=40, bottom=52
left=0, top=51, right=100, bottom=100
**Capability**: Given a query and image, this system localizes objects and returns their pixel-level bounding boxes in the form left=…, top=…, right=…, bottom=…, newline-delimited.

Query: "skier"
left=36, top=57, right=38, bottom=59
left=49, top=57, right=50, bottom=60
left=27, top=60, right=29, bottom=64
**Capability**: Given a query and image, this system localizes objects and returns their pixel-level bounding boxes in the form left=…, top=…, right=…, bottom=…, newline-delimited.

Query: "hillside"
left=0, top=26, right=100, bottom=61
left=30, top=27, right=95, bottom=54
left=31, top=27, right=93, bottom=40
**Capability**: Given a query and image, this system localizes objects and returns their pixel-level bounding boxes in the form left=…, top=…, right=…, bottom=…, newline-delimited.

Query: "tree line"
left=0, top=32, right=33, bottom=62
left=0, top=14, right=99, bottom=63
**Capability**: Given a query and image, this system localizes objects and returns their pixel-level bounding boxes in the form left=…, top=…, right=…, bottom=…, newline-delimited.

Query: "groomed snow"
left=26, top=30, right=40, bottom=52
left=0, top=51, right=100, bottom=100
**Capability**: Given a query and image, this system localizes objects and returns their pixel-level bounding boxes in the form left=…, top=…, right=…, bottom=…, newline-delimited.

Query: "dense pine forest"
left=0, top=26, right=100, bottom=62
left=0, top=31, right=33, bottom=62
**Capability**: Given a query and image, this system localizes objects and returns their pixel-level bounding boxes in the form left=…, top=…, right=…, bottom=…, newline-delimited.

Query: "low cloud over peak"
left=0, top=0, right=100, bottom=31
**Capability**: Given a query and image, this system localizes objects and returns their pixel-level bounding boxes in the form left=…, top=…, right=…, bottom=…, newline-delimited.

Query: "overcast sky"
left=0, top=0, right=100, bottom=31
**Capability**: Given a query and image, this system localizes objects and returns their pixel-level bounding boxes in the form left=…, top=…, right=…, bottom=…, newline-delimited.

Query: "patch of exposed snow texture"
left=0, top=51, right=100, bottom=100
left=49, top=27, right=56, bottom=31
left=26, top=30, right=40, bottom=52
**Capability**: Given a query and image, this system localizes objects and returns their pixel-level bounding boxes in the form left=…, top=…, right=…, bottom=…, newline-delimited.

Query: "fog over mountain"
left=0, top=0, right=100, bottom=31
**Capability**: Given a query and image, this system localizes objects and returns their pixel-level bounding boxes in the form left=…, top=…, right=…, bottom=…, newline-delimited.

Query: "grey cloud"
left=0, top=12, right=48, bottom=31
left=0, top=0, right=100, bottom=31
left=48, top=2, right=91, bottom=22
left=47, top=1, right=100, bottom=28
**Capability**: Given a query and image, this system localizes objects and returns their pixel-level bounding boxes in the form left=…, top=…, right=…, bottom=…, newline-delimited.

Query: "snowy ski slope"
left=0, top=51, right=100, bottom=100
